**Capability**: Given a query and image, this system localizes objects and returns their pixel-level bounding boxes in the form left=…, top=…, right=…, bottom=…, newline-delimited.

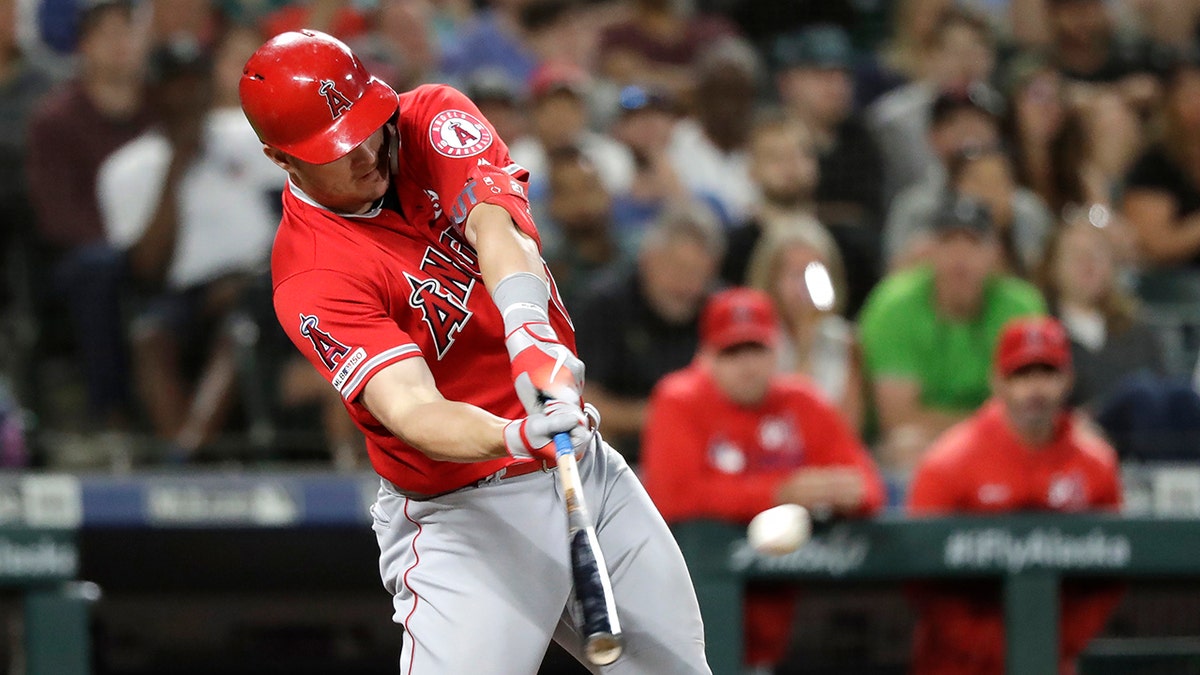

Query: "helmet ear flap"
left=238, top=30, right=399, bottom=165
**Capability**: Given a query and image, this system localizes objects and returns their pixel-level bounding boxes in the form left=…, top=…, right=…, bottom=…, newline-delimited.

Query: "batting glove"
left=503, top=400, right=595, bottom=462
left=505, top=321, right=585, bottom=414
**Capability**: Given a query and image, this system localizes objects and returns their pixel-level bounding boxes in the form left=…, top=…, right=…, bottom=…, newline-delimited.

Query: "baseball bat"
left=553, top=431, right=623, bottom=666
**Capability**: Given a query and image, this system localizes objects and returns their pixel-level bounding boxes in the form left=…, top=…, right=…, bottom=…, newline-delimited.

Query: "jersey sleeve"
left=798, top=389, right=888, bottom=516
left=274, top=269, right=423, bottom=402
left=407, top=85, right=541, bottom=246
left=906, top=448, right=962, bottom=515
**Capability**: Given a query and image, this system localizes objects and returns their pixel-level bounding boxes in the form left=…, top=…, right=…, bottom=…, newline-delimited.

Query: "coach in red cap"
left=906, top=316, right=1124, bottom=675
left=642, top=287, right=885, bottom=672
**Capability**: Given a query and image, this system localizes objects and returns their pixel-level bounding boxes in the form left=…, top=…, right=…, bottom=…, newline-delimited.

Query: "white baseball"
left=747, top=504, right=811, bottom=556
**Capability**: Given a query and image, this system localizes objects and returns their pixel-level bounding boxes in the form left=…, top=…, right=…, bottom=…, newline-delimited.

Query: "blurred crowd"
left=1, top=0, right=1200, bottom=479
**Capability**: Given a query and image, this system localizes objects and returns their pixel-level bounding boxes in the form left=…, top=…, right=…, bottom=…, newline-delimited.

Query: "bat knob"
left=585, top=633, right=624, bottom=666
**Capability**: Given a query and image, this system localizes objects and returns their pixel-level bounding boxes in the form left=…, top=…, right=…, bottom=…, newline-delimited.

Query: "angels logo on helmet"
left=319, top=79, right=354, bottom=119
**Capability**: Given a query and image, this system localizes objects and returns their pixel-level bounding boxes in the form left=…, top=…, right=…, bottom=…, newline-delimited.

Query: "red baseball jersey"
left=641, top=364, right=886, bottom=524
left=641, top=363, right=886, bottom=667
left=272, top=84, right=574, bottom=495
left=906, top=400, right=1123, bottom=675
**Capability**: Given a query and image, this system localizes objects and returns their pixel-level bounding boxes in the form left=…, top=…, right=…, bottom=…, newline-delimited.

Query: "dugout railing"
left=676, top=514, right=1200, bottom=675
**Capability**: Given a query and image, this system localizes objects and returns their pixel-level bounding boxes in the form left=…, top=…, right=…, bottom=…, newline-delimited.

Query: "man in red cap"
left=641, top=287, right=885, bottom=673
left=238, top=30, right=710, bottom=674
left=907, top=316, right=1124, bottom=675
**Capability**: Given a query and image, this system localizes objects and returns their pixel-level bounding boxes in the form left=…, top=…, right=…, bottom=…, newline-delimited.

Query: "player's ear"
left=262, top=145, right=294, bottom=172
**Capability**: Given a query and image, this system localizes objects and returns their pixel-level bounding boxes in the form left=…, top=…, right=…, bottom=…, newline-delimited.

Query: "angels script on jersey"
left=403, top=237, right=479, bottom=360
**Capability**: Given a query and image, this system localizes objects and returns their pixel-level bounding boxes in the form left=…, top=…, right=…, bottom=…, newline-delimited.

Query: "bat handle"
left=552, top=431, right=574, bottom=459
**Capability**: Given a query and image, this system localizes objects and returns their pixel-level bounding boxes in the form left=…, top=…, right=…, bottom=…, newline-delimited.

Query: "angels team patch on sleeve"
left=429, top=110, right=493, bottom=158
left=299, top=314, right=351, bottom=371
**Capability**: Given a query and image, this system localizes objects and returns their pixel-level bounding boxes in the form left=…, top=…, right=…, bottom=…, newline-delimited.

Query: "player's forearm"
left=385, top=398, right=510, bottom=462
left=466, top=203, right=546, bottom=293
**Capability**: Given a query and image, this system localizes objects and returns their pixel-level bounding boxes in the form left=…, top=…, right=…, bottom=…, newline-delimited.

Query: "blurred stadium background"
left=8, top=0, right=1200, bottom=673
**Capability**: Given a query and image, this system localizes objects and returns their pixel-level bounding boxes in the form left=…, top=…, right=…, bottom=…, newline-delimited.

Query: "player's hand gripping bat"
left=552, top=431, right=623, bottom=665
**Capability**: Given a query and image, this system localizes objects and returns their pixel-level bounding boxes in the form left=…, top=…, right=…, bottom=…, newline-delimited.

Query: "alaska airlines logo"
left=405, top=247, right=476, bottom=359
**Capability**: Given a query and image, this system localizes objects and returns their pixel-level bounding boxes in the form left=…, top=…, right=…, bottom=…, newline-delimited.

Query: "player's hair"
left=745, top=222, right=847, bottom=316
left=639, top=203, right=726, bottom=262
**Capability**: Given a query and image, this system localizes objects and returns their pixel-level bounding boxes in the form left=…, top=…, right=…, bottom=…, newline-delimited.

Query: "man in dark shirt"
left=1047, top=0, right=1157, bottom=85
left=1122, top=55, right=1200, bottom=269
left=573, top=206, right=723, bottom=462
left=542, top=147, right=632, bottom=311
left=25, top=0, right=151, bottom=428
left=773, top=24, right=883, bottom=233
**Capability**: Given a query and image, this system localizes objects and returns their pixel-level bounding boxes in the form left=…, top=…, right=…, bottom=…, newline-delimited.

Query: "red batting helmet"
left=239, top=30, right=398, bottom=164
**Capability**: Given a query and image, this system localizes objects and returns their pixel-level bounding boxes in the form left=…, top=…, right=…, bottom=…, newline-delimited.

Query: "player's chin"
left=357, top=171, right=390, bottom=201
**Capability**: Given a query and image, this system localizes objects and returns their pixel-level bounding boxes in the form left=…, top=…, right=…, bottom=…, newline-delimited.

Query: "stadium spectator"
left=893, top=145, right=1054, bottom=276
left=878, top=0, right=951, bottom=84
left=609, top=84, right=688, bottom=238
left=351, top=0, right=446, bottom=91
left=259, top=0, right=371, bottom=42
left=666, top=38, right=760, bottom=227
left=517, top=0, right=596, bottom=74
left=542, top=147, right=631, bottom=311
left=1039, top=215, right=1165, bottom=407
left=598, top=0, right=739, bottom=99
left=211, top=21, right=263, bottom=110
left=883, top=86, right=1004, bottom=267
left=722, top=110, right=883, bottom=315
left=573, top=206, right=722, bottom=462
left=1004, top=56, right=1067, bottom=208
left=150, top=0, right=218, bottom=43
left=869, top=8, right=997, bottom=202
left=1039, top=213, right=1200, bottom=461
left=773, top=24, right=884, bottom=233
left=0, top=0, right=54, bottom=285
left=508, top=63, right=634, bottom=204
left=97, top=38, right=282, bottom=459
left=907, top=315, right=1124, bottom=675
left=440, top=0, right=537, bottom=85
left=462, top=68, right=526, bottom=153
left=746, top=227, right=864, bottom=430
left=1048, top=90, right=1143, bottom=224
left=441, top=0, right=591, bottom=88
left=1044, top=0, right=1156, bottom=89
left=722, top=113, right=820, bottom=285
left=1122, top=54, right=1200, bottom=268
left=642, top=287, right=885, bottom=673
left=25, top=0, right=150, bottom=429
left=860, top=195, right=1046, bottom=471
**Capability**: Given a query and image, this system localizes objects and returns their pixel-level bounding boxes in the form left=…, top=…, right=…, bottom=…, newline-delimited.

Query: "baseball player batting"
left=239, top=30, right=711, bottom=674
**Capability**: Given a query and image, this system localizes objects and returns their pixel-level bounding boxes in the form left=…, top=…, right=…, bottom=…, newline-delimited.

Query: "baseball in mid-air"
left=747, top=504, right=812, bottom=556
